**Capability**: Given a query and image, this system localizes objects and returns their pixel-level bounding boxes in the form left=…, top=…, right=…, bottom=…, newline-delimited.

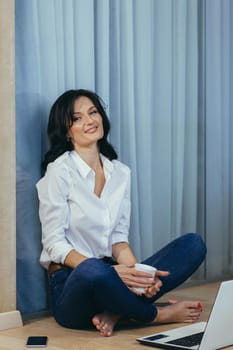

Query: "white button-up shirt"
left=36, top=151, right=131, bottom=269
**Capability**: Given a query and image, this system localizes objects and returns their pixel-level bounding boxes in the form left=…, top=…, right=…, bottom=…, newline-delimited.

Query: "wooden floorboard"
left=0, top=281, right=232, bottom=349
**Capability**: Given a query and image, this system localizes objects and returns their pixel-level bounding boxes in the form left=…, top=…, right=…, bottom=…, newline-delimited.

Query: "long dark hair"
left=41, top=89, right=117, bottom=174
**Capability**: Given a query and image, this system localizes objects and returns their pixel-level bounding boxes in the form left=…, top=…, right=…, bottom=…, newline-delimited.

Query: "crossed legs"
left=49, top=233, right=206, bottom=336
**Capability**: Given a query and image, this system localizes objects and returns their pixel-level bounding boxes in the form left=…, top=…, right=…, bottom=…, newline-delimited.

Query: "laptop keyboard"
left=167, top=331, right=204, bottom=347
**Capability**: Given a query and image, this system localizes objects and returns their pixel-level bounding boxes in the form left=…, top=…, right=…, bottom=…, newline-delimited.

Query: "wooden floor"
left=0, top=281, right=232, bottom=350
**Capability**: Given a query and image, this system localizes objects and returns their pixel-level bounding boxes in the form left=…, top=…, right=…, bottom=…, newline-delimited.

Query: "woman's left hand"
left=143, top=270, right=170, bottom=298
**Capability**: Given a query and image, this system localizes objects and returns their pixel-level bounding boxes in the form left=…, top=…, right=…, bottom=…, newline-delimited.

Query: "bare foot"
left=154, top=300, right=203, bottom=324
left=92, top=311, right=120, bottom=337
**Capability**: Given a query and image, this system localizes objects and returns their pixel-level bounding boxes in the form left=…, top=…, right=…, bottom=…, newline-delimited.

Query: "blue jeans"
left=48, top=233, right=206, bottom=329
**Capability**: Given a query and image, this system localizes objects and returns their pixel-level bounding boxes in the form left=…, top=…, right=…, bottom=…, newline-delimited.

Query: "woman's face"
left=67, top=96, right=104, bottom=151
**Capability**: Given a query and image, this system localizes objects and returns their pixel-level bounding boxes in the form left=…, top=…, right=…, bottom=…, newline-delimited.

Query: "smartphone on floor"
left=26, top=336, right=48, bottom=348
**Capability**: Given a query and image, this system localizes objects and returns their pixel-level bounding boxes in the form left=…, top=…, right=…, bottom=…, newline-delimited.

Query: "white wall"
left=0, top=0, right=16, bottom=312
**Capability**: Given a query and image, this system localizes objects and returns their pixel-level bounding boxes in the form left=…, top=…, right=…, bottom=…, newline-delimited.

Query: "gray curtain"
left=205, top=0, right=233, bottom=279
left=16, top=0, right=233, bottom=314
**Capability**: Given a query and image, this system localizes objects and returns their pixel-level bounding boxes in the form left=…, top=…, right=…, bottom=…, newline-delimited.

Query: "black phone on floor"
left=26, top=336, right=48, bottom=348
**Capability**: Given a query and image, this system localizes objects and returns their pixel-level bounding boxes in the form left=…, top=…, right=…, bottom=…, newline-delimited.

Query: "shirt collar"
left=70, top=151, right=113, bottom=179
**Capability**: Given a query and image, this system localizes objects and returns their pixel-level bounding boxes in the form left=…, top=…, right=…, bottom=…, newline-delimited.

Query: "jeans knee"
left=184, top=233, right=207, bottom=260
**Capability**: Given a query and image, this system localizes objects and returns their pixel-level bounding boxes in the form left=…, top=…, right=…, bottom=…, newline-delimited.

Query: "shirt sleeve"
left=36, top=163, right=74, bottom=266
left=111, top=168, right=131, bottom=245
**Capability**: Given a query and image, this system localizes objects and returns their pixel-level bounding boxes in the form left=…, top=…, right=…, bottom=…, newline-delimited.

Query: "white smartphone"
left=26, top=336, right=48, bottom=348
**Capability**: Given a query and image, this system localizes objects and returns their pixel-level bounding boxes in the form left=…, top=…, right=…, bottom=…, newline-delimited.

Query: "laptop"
left=137, top=280, right=233, bottom=350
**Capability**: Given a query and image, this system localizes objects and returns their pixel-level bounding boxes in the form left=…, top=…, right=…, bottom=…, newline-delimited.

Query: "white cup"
left=134, top=263, right=157, bottom=294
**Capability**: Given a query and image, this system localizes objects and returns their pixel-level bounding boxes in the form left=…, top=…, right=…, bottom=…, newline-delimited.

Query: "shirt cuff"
left=112, top=233, right=129, bottom=245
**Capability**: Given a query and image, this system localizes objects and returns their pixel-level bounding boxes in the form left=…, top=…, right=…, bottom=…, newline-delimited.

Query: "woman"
left=37, top=89, right=206, bottom=337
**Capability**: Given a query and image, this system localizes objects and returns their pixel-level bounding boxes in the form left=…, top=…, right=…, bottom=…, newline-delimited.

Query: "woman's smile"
left=85, top=125, right=99, bottom=134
